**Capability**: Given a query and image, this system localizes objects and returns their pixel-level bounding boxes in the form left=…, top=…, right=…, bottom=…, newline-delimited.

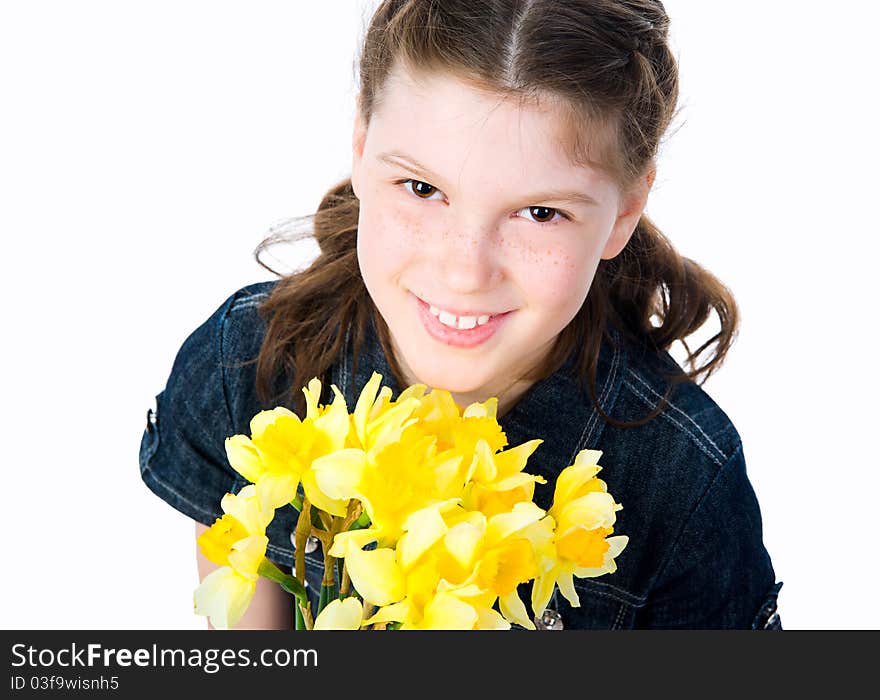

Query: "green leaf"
left=348, top=511, right=372, bottom=531
left=310, top=505, right=326, bottom=530
left=317, top=585, right=335, bottom=615
left=257, top=559, right=308, bottom=606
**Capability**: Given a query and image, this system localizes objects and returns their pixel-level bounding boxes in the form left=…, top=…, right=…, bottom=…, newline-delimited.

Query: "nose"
left=433, top=219, right=503, bottom=293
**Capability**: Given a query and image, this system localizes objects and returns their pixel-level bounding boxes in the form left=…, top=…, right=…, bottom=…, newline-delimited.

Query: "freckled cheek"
left=510, top=244, right=596, bottom=313
left=357, top=203, right=430, bottom=277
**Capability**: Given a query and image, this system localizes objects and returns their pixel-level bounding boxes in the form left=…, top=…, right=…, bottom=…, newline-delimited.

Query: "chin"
left=406, top=360, right=491, bottom=395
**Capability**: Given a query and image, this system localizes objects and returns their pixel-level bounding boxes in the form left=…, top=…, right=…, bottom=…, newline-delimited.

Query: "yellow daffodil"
left=461, top=438, right=547, bottom=518
left=526, top=450, right=629, bottom=616
left=194, top=485, right=274, bottom=629
left=335, top=501, right=544, bottom=629
left=318, top=432, right=465, bottom=552
left=351, top=372, right=425, bottom=457
left=404, top=388, right=509, bottom=456
left=223, top=378, right=351, bottom=515
left=313, top=597, right=364, bottom=630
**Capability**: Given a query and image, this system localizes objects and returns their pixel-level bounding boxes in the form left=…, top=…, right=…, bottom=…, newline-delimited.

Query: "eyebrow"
left=377, top=151, right=600, bottom=208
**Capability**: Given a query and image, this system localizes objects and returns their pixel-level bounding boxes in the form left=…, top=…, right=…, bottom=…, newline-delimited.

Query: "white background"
left=2, top=1, right=877, bottom=630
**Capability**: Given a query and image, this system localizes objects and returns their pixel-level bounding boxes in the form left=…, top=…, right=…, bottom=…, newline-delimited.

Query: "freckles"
left=519, top=238, right=576, bottom=272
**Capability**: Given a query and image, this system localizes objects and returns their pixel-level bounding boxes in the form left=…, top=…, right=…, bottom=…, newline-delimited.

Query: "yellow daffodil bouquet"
left=194, top=372, right=628, bottom=630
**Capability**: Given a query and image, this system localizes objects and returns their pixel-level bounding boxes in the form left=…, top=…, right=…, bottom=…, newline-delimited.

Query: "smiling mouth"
left=413, top=294, right=510, bottom=322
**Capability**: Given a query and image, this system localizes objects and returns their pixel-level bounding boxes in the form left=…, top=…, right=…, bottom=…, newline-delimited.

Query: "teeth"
left=438, top=310, right=458, bottom=327
left=429, top=304, right=494, bottom=329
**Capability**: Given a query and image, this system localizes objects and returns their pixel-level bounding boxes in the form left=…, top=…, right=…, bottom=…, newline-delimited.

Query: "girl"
left=139, top=0, right=782, bottom=630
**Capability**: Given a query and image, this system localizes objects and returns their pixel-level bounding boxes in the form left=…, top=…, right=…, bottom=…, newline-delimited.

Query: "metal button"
left=535, top=608, right=564, bottom=630
left=146, top=407, right=157, bottom=432
left=289, top=532, right=320, bottom=554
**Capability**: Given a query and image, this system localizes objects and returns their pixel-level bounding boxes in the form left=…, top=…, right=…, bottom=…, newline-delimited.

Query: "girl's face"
left=351, top=64, right=652, bottom=412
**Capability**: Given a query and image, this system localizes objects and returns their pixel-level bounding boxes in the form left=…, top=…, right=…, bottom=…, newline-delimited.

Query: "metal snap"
left=289, top=532, right=320, bottom=554
left=535, top=608, right=564, bottom=630
left=146, top=407, right=157, bottom=432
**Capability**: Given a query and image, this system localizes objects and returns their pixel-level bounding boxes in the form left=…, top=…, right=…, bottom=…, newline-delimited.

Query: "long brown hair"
left=252, top=0, right=738, bottom=429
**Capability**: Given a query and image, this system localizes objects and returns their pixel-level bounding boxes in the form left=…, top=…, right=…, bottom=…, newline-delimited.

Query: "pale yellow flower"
left=526, top=450, right=629, bottom=615
left=335, top=501, right=544, bottom=630
left=223, top=378, right=351, bottom=515
left=194, top=485, right=273, bottom=629
left=318, top=432, right=465, bottom=553
left=313, top=597, right=364, bottom=630
left=461, top=438, right=547, bottom=518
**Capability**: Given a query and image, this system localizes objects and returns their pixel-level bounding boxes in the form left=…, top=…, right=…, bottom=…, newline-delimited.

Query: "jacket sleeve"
left=633, top=442, right=784, bottom=629
left=138, top=291, right=245, bottom=527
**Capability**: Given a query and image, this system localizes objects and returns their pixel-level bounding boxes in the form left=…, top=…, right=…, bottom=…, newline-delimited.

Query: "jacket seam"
left=567, top=331, right=625, bottom=465
left=622, top=377, right=727, bottom=467
left=647, top=441, right=744, bottom=592
left=626, top=369, right=728, bottom=462
left=572, top=579, right=646, bottom=607
left=141, top=465, right=222, bottom=524
left=218, top=288, right=259, bottom=436
left=229, top=291, right=269, bottom=313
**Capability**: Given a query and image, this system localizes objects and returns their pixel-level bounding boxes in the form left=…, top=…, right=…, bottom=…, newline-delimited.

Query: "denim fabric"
left=140, top=280, right=783, bottom=630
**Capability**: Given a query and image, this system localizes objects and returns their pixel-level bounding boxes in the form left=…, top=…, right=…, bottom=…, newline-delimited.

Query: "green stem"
left=293, top=495, right=312, bottom=588
left=339, top=561, right=352, bottom=598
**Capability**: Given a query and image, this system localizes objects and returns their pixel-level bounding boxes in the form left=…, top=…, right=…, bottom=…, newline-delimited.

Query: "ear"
left=601, top=164, right=657, bottom=260
left=351, top=107, right=368, bottom=200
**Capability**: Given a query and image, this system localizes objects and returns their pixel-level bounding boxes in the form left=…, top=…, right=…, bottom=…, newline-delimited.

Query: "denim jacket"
left=139, top=280, right=783, bottom=630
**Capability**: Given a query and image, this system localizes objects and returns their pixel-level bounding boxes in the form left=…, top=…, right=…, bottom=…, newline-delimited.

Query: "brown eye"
left=529, top=206, right=557, bottom=223
left=410, top=180, right=437, bottom=198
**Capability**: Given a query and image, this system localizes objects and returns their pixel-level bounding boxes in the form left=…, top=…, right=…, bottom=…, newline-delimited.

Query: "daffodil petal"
left=314, top=384, right=351, bottom=452
left=224, top=435, right=264, bottom=483
left=221, top=486, right=272, bottom=534
left=193, top=566, right=256, bottom=630
left=255, top=473, right=299, bottom=513
left=353, top=372, right=383, bottom=447
left=249, top=407, right=300, bottom=441
left=328, top=528, right=382, bottom=559
left=313, top=597, right=364, bottom=630
left=398, top=505, right=449, bottom=570
left=396, top=383, right=428, bottom=404
left=499, top=590, right=535, bottom=630
left=469, top=439, right=498, bottom=483
left=363, top=601, right=410, bottom=626
left=486, top=472, right=547, bottom=492
left=556, top=570, right=581, bottom=608
left=553, top=462, right=604, bottom=507
left=572, top=535, right=628, bottom=578
left=421, top=592, right=479, bottom=630
left=443, top=519, right=485, bottom=570
left=301, top=469, right=349, bottom=518
left=573, top=448, right=604, bottom=468
left=493, top=439, right=543, bottom=479
left=486, top=501, right=545, bottom=544
left=227, top=535, right=268, bottom=578
left=477, top=605, right=513, bottom=630
left=530, top=570, right=558, bottom=619
left=301, top=377, right=323, bottom=420
left=312, top=449, right=368, bottom=501
left=344, top=546, right=405, bottom=607
left=557, top=491, right=617, bottom=532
